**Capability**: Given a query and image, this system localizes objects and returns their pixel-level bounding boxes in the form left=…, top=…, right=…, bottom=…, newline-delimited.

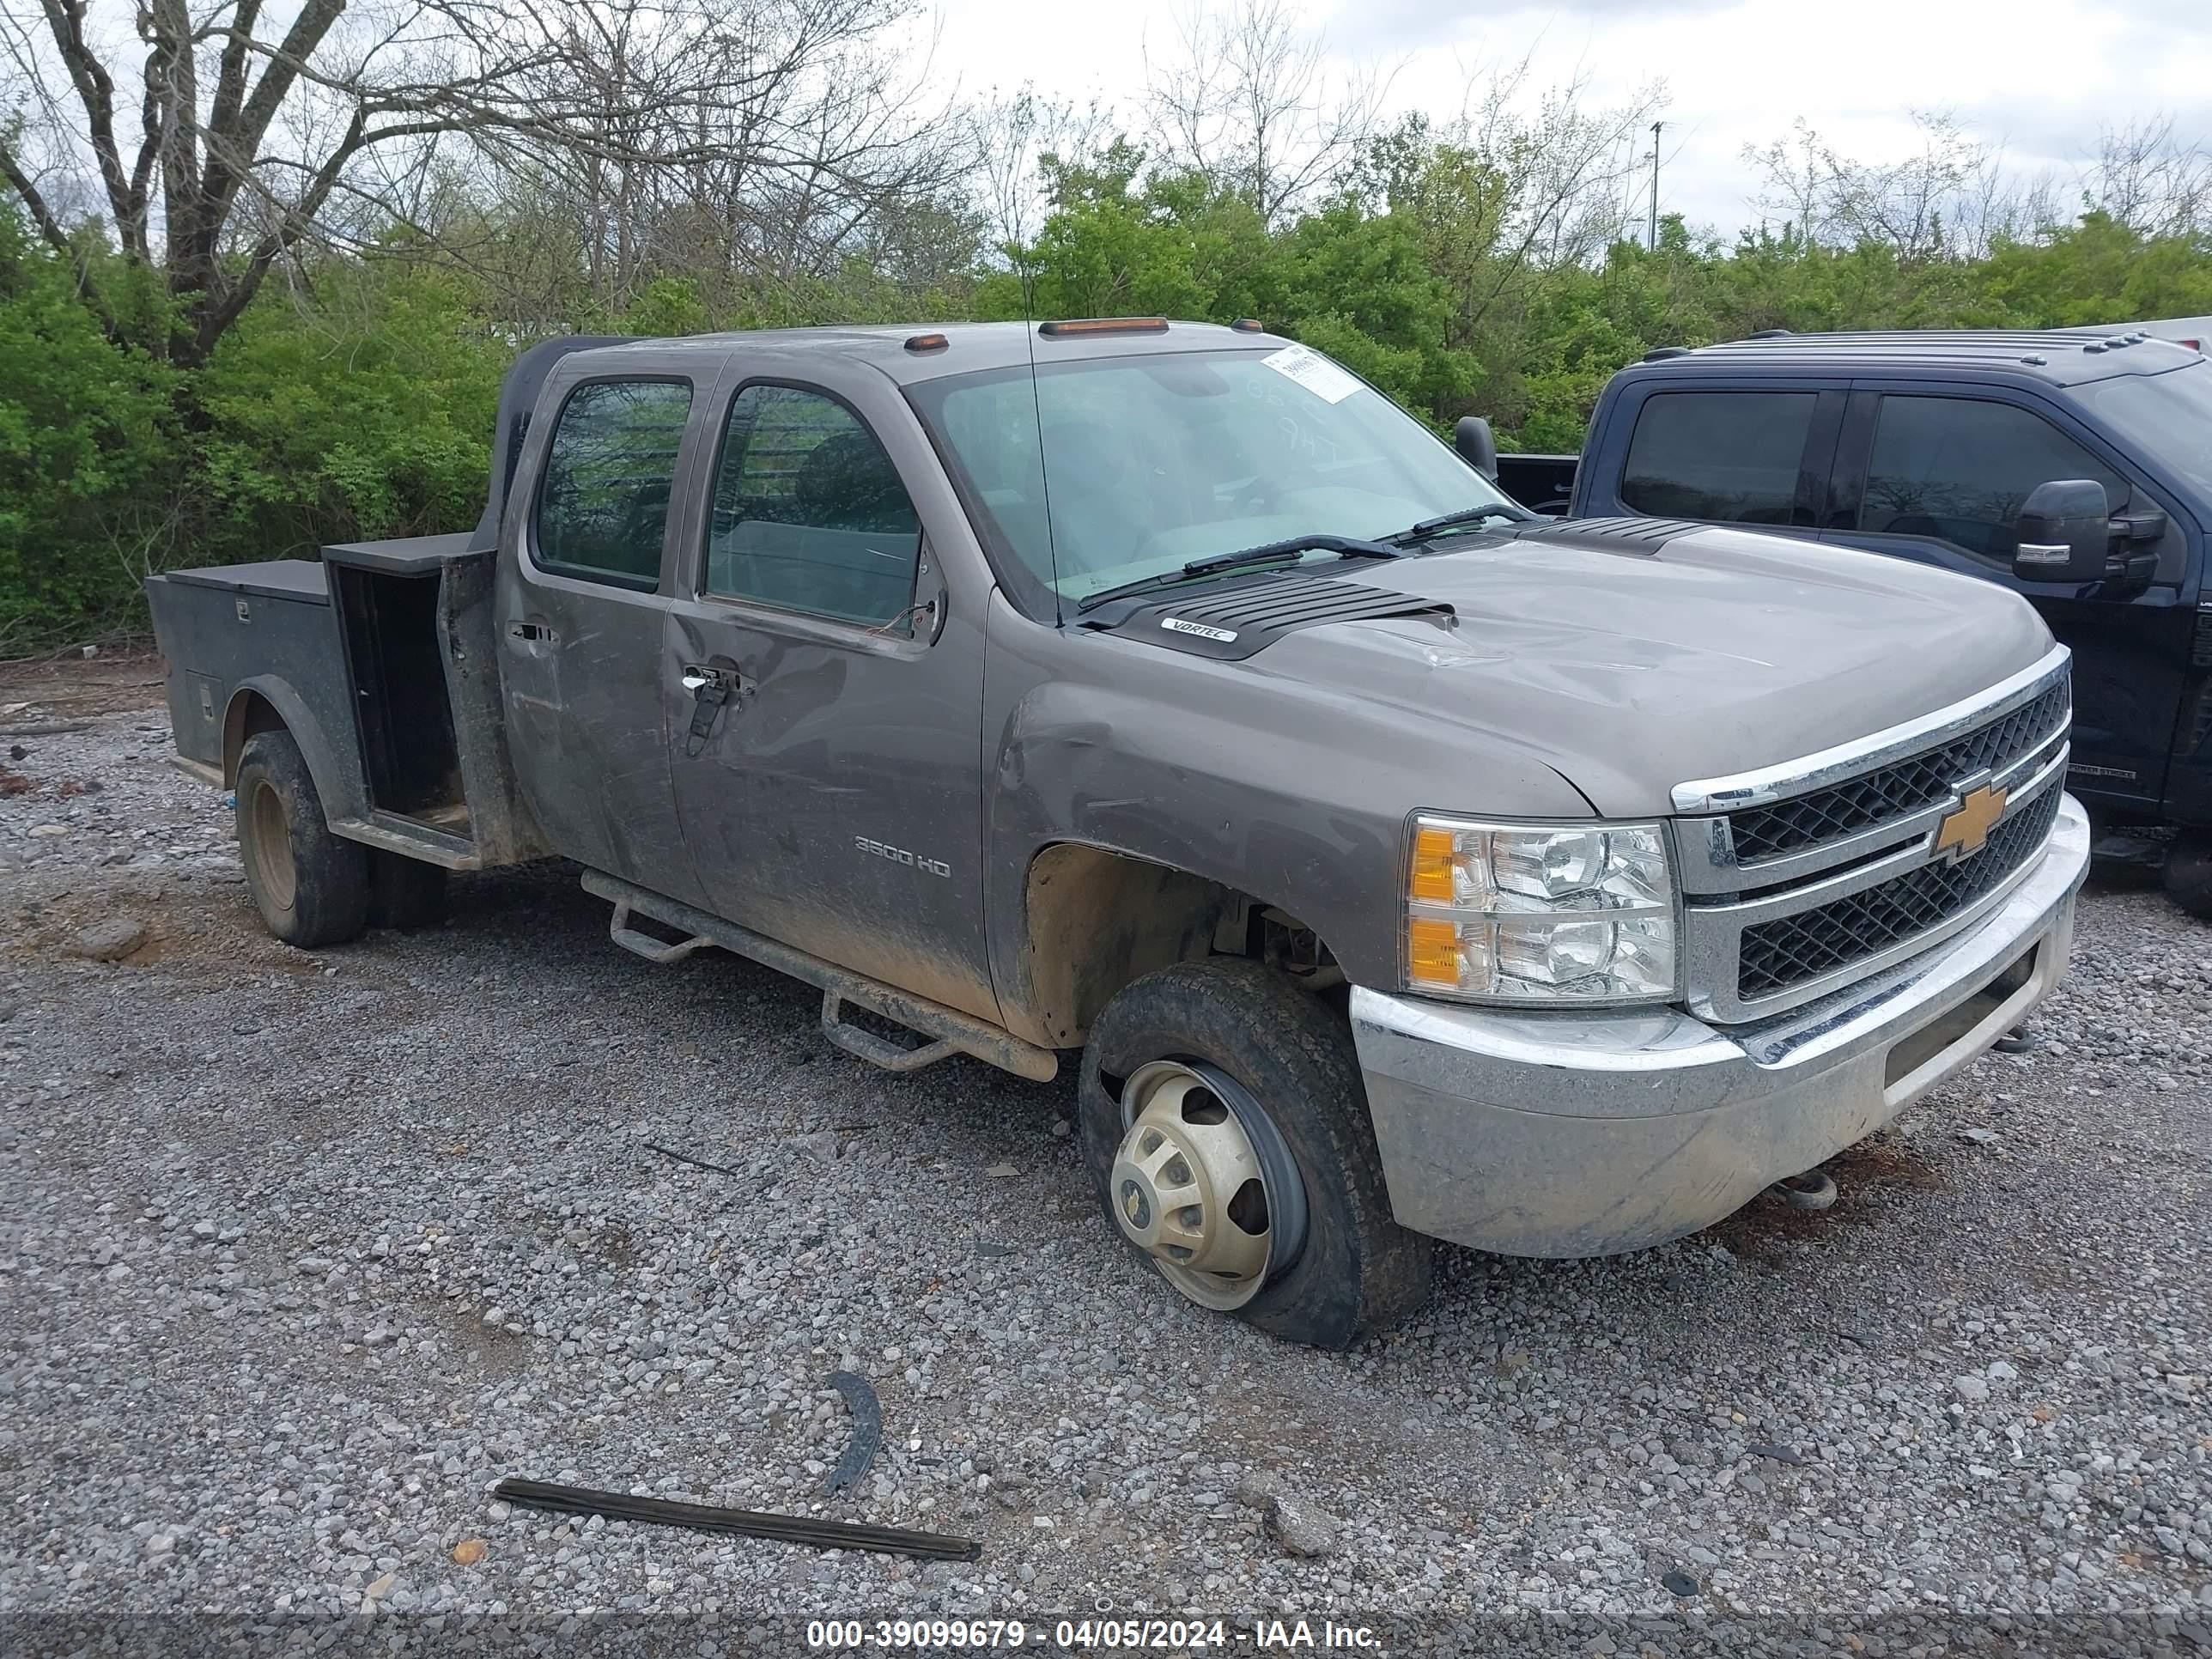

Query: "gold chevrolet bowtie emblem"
left=1935, top=784, right=2008, bottom=862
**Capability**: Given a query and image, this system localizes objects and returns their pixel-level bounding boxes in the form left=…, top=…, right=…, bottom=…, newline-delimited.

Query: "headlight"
left=1404, top=815, right=1678, bottom=1004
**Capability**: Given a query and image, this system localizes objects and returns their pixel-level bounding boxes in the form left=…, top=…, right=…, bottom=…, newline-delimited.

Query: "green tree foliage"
left=3, top=131, right=2210, bottom=648
left=973, top=144, right=1273, bottom=324
left=192, top=258, right=507, bottom=558
left=1976, top=213, right=2212, bottom=325
left=0, top=211, right=179, bottom=648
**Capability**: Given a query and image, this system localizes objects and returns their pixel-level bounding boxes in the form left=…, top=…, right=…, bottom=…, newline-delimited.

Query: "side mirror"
left=2012, top=479, right=2111, bottom=584
left=1454, top=416, right=1498, bottom=480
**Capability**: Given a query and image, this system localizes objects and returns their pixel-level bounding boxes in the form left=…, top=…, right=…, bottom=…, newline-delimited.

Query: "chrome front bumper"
left=1349, top=794, right=2092, bottom=1258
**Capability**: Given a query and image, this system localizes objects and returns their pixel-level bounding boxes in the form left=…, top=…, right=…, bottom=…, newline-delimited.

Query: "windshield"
left=905, top=346, right=1516, bottom=605
left=2069, top=360, right=2212, bottom=490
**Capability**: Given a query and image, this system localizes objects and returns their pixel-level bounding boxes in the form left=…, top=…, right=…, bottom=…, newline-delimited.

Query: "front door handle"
left=509, top=620, right=556, bottom=644
left=681, top=663, right=739, bottom=755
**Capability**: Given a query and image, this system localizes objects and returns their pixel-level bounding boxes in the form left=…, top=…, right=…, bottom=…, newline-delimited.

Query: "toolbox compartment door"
left=146, top=560, right=357, bottom=797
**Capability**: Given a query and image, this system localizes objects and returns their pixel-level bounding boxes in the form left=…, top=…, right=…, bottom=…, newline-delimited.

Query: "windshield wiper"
left=1382, top=502, right=1531, bottom=547
left=1074, top=533, right=1405, bottom=613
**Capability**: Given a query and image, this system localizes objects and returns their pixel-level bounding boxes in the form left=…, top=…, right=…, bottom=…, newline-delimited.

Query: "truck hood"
left=1243, top=523, right=2057, bottom=817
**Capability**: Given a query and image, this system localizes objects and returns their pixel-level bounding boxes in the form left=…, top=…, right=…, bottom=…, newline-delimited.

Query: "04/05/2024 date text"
left=805, top=1618, right=1385, bottom=1650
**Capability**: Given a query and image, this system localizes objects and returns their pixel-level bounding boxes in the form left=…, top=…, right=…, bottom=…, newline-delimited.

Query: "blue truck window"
left=533, top=380, right=694, bottom=587
left=1621, top=392, right=1816, bottom=525
left=1857, top=396, right=2127, bottom=568
left=706, top=385, right=921, bottom=629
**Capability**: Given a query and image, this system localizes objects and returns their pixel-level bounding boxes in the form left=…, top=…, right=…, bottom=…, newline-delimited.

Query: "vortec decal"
left=1162, top=617, right=1237, bottom=643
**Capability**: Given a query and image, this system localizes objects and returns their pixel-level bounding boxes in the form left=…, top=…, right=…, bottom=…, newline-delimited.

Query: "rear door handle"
left=508, top=620, right=555, bottom=644
left=681, top=664, right=731, bottom=692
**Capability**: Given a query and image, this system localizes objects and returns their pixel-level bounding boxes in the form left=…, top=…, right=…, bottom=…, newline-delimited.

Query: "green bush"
left=0, top=213, right=180, bottom=648
left=3, top=169, right=2207, bottom=651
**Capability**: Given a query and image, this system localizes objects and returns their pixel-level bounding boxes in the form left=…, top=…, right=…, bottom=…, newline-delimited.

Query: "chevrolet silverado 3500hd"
left=148, top=320, right=2089, bottom=1346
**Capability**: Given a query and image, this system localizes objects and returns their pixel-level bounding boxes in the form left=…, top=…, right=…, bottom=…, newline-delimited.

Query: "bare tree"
left=1456, top=64, right=1660, bottom=274
left=1829, top=113, right=1986, bottom=258
left=970, top=86, right=1109, bottom=265
left=1741, top=119, right=1829, bottom=246
left=0, top=0, right=954, bottom=362
left=1743, top=111, right=2056, bottom=261
left=2080, top=116, right=2212, bottom=238
left=1144, top=0, right=1389, bottom=225
left=1354, top=62, right=1662, bottom=337
left=483, top=0, right=972, bottom=319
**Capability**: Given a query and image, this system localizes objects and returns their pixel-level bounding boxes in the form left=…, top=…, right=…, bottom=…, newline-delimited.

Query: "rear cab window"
left=533, top=380, right=695, bottom=588
left=1620, top=391, right=1819, bottom=525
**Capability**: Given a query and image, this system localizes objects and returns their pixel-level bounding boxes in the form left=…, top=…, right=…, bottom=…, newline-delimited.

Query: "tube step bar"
left=580, top=870, right=1057, bottom=1084
left=820, top=991, right=958, bottom=1073
left=607, top=898, right=711, bottom=964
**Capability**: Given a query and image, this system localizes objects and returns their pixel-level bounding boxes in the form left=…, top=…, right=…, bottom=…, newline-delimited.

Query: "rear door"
left=1578, top=379, right=1846, bottom=532
left=662, top=360, right=998, bottom=1022
left=495, top=355, right=717, bottom=904
left=1825, top=386, right=2193, bottom=810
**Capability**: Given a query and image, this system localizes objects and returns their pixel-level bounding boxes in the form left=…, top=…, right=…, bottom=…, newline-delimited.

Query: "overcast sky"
left=926, top=0, right=2212, bottom=235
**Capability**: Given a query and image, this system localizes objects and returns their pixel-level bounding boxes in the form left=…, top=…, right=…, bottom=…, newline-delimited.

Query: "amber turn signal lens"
left=1410, top=824, right=1459, bottom=902
left=1407, top=917, right=1461, bottom=986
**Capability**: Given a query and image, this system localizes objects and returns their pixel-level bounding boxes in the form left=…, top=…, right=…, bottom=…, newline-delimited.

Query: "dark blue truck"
left=1492, top=328, right=2212, bottom=916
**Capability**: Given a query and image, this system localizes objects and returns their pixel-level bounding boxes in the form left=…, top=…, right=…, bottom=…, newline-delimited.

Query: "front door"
left=1825, top=387, right=2194, bottom=812
left=495, top=368, right=710, bottom=903
left=663, top=373, right=996, bottom=1021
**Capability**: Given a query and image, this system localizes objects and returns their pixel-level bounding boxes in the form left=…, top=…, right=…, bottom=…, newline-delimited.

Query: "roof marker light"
left=903, top=332, right=949, bottom=353
left=1037, top=317, right=1170, bottom=338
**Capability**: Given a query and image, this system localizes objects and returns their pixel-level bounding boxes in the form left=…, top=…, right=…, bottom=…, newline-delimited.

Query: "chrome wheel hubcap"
left=1109, top=1060, right=1279, bottom=1310
left=247, top=781, right=296, bottom=912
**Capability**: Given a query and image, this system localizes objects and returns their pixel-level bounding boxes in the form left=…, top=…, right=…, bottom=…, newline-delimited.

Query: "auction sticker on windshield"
left=1261, top=343, right=1361, bottom=404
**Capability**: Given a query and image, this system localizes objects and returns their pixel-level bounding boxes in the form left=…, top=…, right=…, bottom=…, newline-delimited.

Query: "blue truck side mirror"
left=1454, top=416, right=1498, bottom=480
left=2012, top=479, right=2111, bottom=584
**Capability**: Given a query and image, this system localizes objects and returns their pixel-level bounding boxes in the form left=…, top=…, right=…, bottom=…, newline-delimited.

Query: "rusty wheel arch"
left=1011, top=842, right=1334, bottom=1050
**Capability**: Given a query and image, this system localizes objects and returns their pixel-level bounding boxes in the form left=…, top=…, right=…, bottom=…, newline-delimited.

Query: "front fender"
left=978, top=593, right=1591, bottom=1034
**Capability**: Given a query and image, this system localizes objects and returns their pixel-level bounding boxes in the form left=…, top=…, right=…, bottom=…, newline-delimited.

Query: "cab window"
left=533, top=380, right=693, bottom=588
left=705, top=385, right=922, bottom=629
left=1856, top=395, right=2128, bottom=567
left=1620, top=391, right=1818, bottom=525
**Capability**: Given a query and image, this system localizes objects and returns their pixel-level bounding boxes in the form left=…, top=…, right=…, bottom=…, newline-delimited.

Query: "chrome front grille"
left=1735, top=784, right=2063, bottom=1000
left=1728, top=680, right=2071, bottom=861
left=1672, top=647, right=2073, bottom=1023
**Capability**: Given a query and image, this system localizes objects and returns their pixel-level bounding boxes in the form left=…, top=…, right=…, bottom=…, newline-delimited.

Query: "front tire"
left=1077, top=959, right=1431, bottom=1348
left=234, top=729, right=370, bottom=948
left=2165, top=830, right=2212, bottom=921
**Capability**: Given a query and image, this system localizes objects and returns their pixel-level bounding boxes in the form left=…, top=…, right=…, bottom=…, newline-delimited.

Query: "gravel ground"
left=3, top=665, right=2209, bottom=1655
